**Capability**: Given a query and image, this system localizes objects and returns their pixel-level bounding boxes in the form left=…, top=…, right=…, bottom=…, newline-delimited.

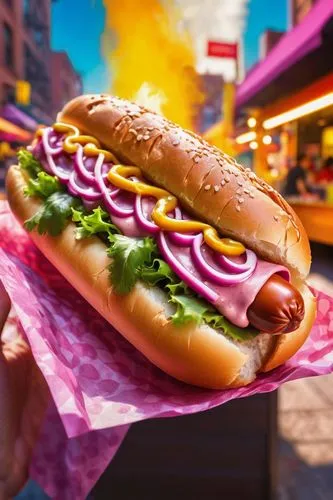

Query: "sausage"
left=247, top=274, right=305, bottom=334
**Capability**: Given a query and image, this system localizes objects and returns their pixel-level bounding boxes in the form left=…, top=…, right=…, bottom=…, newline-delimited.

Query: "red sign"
left=207, top=41, right=238, bottom=59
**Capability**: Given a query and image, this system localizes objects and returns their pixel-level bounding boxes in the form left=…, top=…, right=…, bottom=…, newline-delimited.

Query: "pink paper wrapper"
left=1, top=200, right=333, bottom=499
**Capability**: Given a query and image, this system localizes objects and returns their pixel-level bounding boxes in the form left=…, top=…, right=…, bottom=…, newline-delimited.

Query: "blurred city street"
left=278, top=265, right=333, bottom=499
left=279, top=373, right=333, bottom=499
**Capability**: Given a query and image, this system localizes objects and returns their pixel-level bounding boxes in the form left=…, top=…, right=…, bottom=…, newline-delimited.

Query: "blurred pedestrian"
left=283, top=153, right=312, bottom=197
left=316, top=156, right=333, bottom=184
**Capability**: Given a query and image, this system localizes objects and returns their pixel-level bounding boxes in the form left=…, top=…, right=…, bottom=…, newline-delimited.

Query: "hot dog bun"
left=6, top=165, right=316, bottom=389
left=58, top=94, right=311, bottom=280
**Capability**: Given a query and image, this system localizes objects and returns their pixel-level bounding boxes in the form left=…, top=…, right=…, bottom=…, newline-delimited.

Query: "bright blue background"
left=51, top=0, right=288, bottom=93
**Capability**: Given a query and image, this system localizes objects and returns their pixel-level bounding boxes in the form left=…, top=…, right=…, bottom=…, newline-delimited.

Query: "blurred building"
left=234, top=0, right=333, bottom=180
left=259, top=30, right=284, bottom=60
left=197, top=73, right=223, bottom=134
left=51, top=51, right=83, bottom=117
left=290, top=0, right=319, bottom=26
left=0, top=0, right=52, bottom=126
left=0, top=0, right=82, bottom=191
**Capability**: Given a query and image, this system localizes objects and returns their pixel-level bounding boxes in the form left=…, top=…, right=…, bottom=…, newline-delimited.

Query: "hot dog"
left=5, top=94, right=316, bottom=389
left=247, top=274, right=305, bottom=334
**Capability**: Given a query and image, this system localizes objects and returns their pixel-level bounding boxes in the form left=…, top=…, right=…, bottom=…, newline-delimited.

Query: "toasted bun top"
left=58, top=94, right=311, bottom=279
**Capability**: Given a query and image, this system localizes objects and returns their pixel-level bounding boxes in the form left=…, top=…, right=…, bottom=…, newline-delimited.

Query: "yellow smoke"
left=103, top=0, right=203, bottom=130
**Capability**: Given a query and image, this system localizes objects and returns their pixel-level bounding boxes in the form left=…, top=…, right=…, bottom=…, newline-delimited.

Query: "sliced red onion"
left=191, top=234, right=256, bottom=286
left=168, top=206, right=199, bottom=245
left=42, top=131, right=72, bottom=182
left=134, top=195, right=159, bottom=234
left=110, top=187, right=120, bottom=198
left=74, top=146, right=110, bottom=186
left=35, top=129, right=261, bottom=297
left=168, top=231, right=197, bottom=246
left=158, top=232, right=219, bottom=303
left=95, top=154, right=134, bottom=217
left=216, top=249, right=257, bottom=273
left=44, top=150, right=71, bottom=182
left=42, top=128, right=63, bottom=157
left=74, top=146, right=96, bottom=185
left=68, top=170, right=102, bottom=201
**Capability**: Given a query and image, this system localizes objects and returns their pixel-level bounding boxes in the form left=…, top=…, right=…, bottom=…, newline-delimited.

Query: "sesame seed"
left=214, top=185, right=220, bottom=192
left=248, top=172, right=256, bottom=179
left=137, top=134, right=143, bottom=141
left=274, top=215, right=279, bottom=221
left=249, top=192, right=255, bottom=198
left=204, top=184, right=211, bottom=191
left=236, top=206, right=241, bottom=212
left=234, top=172, right=239, bottom=177
left=238, top=197, right=244, bottom=204
left=236, top=188, right=242, bottom=195
left=237, top=180, right=243, bottom=186
left=225, top=175, right=230, bottom=182
left=143, top=135, right=150, bottom=140
left=221, top=180, right=226, bottom=186
left=245, top=167, right=252, bottom=173
left=129, top=129, right=137, bottom=136
left=148, top=127, right=154, bottom=131
left=172, top=139, right=180, bottom=146
left=244, top=188, right=250, bottom=194
left=194, top=157, right=200, bottom=163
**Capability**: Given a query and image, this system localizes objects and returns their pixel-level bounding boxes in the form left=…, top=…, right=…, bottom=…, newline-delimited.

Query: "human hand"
left=0, top=282, right=49, bottom=499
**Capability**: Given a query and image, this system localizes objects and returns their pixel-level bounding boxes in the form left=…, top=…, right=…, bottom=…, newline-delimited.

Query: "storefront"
left=0, top=107, right=34, bottom=190
left=232, top=0, right=333, bottom=244
left=250, top=73, right=333, bottom=184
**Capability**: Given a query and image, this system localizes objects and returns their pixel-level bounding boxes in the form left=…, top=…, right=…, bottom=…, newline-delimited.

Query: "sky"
left=51, top=0, right=288, bottom=94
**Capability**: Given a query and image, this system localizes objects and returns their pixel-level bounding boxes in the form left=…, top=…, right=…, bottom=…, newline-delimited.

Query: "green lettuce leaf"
left=169, top=294, right=208, bottom=325
left=72, top=206, right=119, bottom=240
left=24, top=171, right=63, bottom=199
left=24, top=192, right=81, bottom=236
left=169, top=293, right=258, bottom=341
left=202, top=311, right=258, bottom=341
left=107, top=235, right=157, bottom=294
left=140, top=259, right=191, bottom=295
left=166, top=280, right=190, bottom=296
left=140, top=258, right=177, bottom=286
left=17, top=149, right=42, bottom=178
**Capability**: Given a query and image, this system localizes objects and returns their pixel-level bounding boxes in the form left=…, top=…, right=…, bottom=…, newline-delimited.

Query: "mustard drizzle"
left=108, top=166, right=245, bottom=256
left=38, top=123, right=246, bottom=256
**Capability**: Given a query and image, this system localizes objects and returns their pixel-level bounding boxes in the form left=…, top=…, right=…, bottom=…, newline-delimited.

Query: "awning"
left=0, top=117, right=32, bottom=142
left=236, top=0, right=333, bottom=108
left=1, top=104, right=38, bottom=131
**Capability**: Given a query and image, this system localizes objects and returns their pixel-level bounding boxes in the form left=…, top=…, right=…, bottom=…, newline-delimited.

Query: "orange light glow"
left=103, top=0, right=203, bottom=130
left=235, top=131, right=256, bottom=144
left=263, top=93, right=333, bottom=129
left=0, top=117, right=31, bottom=141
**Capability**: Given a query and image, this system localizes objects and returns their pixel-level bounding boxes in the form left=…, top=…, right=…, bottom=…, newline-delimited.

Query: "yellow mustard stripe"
left=36, top=124, right=245, bottom=256
left=108, top=165, right=245, bottom=256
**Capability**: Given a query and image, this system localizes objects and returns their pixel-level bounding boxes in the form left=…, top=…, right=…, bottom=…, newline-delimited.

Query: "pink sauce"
left=31, top=128, right=289, bottom=328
